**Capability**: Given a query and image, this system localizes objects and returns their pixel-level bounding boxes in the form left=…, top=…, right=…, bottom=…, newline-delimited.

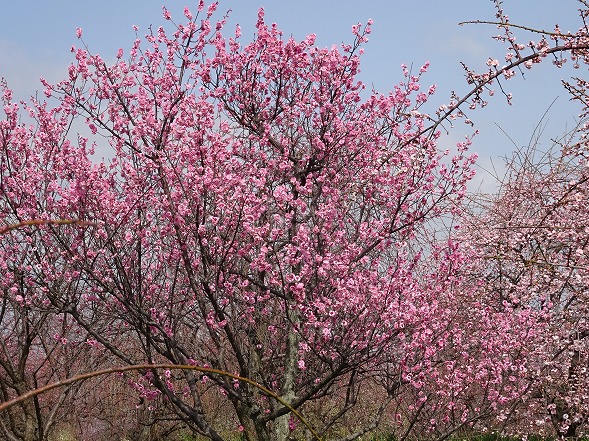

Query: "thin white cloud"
left=438, top=35, right=489, bottom=64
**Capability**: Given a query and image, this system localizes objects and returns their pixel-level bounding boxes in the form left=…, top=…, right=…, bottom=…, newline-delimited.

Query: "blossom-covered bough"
left=3, top=1, right=589, bottom=440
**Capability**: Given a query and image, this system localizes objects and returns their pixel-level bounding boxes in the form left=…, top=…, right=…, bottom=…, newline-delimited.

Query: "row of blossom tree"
left=2, top=1, right=589, bottom=440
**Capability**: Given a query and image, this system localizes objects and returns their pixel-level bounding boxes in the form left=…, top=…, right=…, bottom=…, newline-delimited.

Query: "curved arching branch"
left=0, top=219, right=96, bottom=235
left=419, top=43, right=589, bottom=141
left=0, top=363, right=323, bottom=441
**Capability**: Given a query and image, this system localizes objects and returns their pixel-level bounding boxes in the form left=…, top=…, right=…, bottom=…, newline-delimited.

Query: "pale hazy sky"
left=0, top=1, right=584, bottom=190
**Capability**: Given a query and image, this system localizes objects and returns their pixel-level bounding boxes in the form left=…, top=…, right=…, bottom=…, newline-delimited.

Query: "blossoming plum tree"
left=4, top=0, right=589, bottom=440
left=460, top=136, right=589, bottom=438
left=0, top=3, right=482, bottom=439
left=454, top=1, right=589, bottom=436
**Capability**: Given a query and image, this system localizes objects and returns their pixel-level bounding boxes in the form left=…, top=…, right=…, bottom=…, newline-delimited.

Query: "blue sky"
left=0, top=1, right=584, bottom=190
